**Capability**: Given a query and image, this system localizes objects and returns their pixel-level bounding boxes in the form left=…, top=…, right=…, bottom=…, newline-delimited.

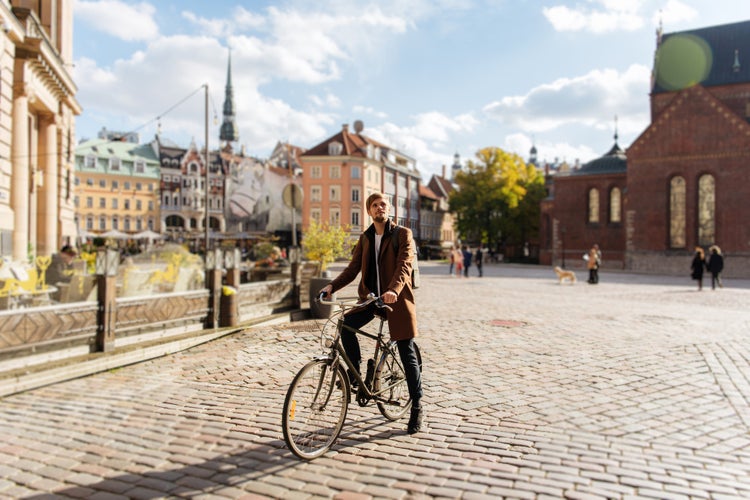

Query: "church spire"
left=220, top=49, right=239, bottom=146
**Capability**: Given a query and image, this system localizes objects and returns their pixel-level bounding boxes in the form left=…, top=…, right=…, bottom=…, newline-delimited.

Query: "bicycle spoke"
left=283, top=360, right=348, bottom=460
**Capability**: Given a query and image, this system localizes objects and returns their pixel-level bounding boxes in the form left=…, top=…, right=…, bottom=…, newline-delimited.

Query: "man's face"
left=368, top=198, right=389, bottom=223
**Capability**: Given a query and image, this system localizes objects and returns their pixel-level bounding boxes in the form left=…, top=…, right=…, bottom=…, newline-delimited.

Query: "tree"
left=449, top=147, right=545, bottom=251
left=302, top=220, right=353, bottom=271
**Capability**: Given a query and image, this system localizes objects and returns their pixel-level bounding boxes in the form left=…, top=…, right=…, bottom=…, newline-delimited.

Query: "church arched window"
left=609, top=187, right=621, bottom=223
left=669, top=176, right=686, bottom=248
left=698, top=174, right=715, bottom=246
left=588, top=188, right=599, bottom=223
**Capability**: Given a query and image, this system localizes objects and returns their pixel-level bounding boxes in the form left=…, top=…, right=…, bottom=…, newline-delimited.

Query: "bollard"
left=219, top=286, right=238, bottom=327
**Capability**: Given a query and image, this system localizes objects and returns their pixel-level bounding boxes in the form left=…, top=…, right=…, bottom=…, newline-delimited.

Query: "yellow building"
left=74, top=138, right=160, bottom=237
left=0, top=1, right=80, bottom=260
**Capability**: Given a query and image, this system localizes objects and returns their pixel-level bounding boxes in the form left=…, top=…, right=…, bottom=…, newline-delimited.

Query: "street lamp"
left=203, top=83, right=210, bottom=255
left=561, top=226, right=567, bottom=268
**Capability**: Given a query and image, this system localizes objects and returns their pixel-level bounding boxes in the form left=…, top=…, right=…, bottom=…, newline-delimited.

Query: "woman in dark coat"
left=690, top=247, right=706, bottom=291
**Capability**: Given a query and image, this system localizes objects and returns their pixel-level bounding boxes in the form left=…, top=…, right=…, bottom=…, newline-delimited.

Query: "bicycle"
left=282, top=293, right=422, bottom=460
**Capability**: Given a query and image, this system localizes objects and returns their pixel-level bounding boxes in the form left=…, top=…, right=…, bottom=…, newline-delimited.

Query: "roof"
left=75, top=138, right=160, bottom=178
left=571, top=142, right=627, bottom=176
left=419, top=184, right=439, bottom=200
left=428, top=174, right=454, bottom=198
left=302, top=126, right=390, bottom=159
left=653, top=19, right=750, bottom=93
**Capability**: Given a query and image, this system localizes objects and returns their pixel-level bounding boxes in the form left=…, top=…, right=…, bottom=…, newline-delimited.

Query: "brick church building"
left=540, top=19, right=750, bottom=278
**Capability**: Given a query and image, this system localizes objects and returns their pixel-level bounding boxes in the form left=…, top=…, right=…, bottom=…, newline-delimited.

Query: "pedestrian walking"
left=454, top=248, right=464, bottom=278
left=691, top=246, right=706, bottom=291
left=586, top=244, right=601, bottom=284
left=319, top=192, right=424, bottom=434
left=462, top=245, right=472, bottom=278
left=475, top=246, right=483, bottom=277
left=706, top=245, right=724, bottom=290
left=448, top=246, right=455, bottom=276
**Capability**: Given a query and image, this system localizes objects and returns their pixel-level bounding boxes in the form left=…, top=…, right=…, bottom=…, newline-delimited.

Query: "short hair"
left=60, top=245, right=77, bottom=256
left=366, top=192, right=386, bottom=211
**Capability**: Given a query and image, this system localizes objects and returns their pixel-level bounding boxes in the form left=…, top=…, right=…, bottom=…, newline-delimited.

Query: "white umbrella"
left=134, top=230, right=163, bottom=241
left=102, top=229, right=129, bottom=239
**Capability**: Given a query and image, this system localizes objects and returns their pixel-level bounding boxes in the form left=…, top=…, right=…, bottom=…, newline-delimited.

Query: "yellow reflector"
left=289, top=400, right=296, bottom=420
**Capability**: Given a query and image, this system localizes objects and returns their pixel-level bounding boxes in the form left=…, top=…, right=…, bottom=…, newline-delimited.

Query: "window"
left=148, top=183, right=154, bottom=192
left=86, top=197, right=93, bottom=208
left=112, top=198, right=118, bottom=209
left=135, top=160, right=145, bottom=173
left=588, top=188, right=600, bottom=223
left=124, top=217, right=131, bottom=231
left=330, top=165, right=340, bottom=179
left=669, top=176, right=686, bottom=248
left=329, top=208, right=340, bottom=226
left=352, top=187, right=360, bottom=202
left=330, top=185, right=341, bottom=202
left=136, top=218, right=143, bottom=231
left=112, top=216, right=119, bottom=230
left=311, top=186, right=322, bottom=202
left=99, top=216, right=106, bottom=230
left=99, top=197, right=106, bottom=208
left=311, top=208, right=321, bottom=223
left=124, top=181, right=131, bottom=190
left=135, top=182, right=142, bottom=191
left=351, top=210, right=360, bottom=226
left=311, top=166, right=322, bottom=179
left=110, top=157, right=121, bottom=171
left=163, top=195, right=170, bottom=207
left=124, top=199, right=130, bottom=210
left=351, top=166, right=360, bottom=179
left=148, top=201, right=154, bottom=211
left=86, top=216, right=93, bottom=230
left=74, top=196, right=79, bottom=208
left=609, top=187, right=621, bottom=223
left=163, top=175, right=171, bottom=182
left=99, top=179, right=106, bottom=188
left=112, top=180, right=119, bottom=190
left=136, top=200, right=142, bottom=211
left=698, top=174, right=715, bottom=246
left=85, top=155, right=96, bottom=168
left=86, top=178, right=93, bottom=186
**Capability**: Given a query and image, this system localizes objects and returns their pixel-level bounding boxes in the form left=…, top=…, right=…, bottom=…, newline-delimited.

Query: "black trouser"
left=342, top=304, right=422, bottom=406
left=588, top=268, right=598, bottom=284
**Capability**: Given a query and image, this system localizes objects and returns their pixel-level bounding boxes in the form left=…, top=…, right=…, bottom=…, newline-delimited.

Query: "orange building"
left=300, top=121, right=421, bottom=242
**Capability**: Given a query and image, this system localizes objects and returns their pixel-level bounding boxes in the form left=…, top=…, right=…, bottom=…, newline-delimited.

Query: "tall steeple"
left=220, top=49, right=239, bottom=146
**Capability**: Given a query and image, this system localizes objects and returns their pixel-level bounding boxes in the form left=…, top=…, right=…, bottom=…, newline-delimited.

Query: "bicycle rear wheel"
left=282, top=359, right=349, bottom=460
left=375, top=342, right=422, bottom=421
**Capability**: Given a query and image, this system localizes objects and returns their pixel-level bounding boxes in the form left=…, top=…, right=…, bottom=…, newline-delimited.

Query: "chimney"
left=442, top=165, right=446, bottom=178
left=342, top=124, right=349, bottom=133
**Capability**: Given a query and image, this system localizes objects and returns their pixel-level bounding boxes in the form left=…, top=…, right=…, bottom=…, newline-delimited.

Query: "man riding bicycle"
left=319, top=192, right=424, bottom=434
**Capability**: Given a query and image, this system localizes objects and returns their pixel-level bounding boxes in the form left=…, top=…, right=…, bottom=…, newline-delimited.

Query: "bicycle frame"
left=320, top=300, right=406, bottom=402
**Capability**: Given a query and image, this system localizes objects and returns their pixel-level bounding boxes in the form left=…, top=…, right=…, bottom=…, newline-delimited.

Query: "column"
left=38, top=114, right=58, bottom=256
left=11, top=89, right=30, bottom=262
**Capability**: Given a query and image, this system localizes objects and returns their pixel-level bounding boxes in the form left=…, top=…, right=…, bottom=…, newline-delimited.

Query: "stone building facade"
left=0, top=1, right=80, bottom=261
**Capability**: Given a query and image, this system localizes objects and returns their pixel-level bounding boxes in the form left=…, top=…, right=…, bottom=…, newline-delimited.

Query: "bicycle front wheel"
left=374, top=342, right=422, bottom=421
left=282, top=359, right=349, bottom=460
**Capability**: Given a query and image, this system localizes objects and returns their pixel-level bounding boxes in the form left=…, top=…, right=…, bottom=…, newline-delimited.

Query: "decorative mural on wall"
left=225, top=162, right=301, bottom=234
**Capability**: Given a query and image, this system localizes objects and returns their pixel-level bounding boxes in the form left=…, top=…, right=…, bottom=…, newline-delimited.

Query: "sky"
left=71, top=0, right=750, bottom=180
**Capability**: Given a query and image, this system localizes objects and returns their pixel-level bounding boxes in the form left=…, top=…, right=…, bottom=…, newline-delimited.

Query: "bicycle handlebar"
left=317, top=292, right=393, bottom=312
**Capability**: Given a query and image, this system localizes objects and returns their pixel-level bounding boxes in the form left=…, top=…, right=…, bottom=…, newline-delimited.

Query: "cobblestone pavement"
left=1, top=262, right=749, bottom=499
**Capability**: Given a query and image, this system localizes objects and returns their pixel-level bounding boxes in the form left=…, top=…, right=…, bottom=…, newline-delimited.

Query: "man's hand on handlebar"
left=318, top=284, right=333, bottom=300
left=381, top=290, right=397, bottom=304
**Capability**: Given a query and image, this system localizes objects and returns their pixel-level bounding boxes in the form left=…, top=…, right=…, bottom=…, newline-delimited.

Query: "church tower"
left=219, top=50, right=239, bottom=147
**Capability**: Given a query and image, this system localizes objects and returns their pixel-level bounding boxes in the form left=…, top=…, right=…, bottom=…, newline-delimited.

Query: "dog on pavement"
left=554, top=266, right=576, bottom=284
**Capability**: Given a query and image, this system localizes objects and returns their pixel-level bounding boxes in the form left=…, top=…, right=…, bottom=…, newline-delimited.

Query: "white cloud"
left=75, top=0, right=158, bottom=41
left=483, top=64, right=650, bottom=134
left=352, top=105, right=388, bottom=119
left=652, top=0, right=698, bottom=26
left=543, top=0, right=645, bottom=33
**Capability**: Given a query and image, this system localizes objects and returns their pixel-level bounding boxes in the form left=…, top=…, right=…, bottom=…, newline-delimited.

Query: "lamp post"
left=561, top=226, right=567, bottom=268
left=203, top=83, right=210, bottom=255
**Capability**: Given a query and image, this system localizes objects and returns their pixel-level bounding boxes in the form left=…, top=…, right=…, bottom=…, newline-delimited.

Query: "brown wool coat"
left=329, top=220, right=418, bottom=341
